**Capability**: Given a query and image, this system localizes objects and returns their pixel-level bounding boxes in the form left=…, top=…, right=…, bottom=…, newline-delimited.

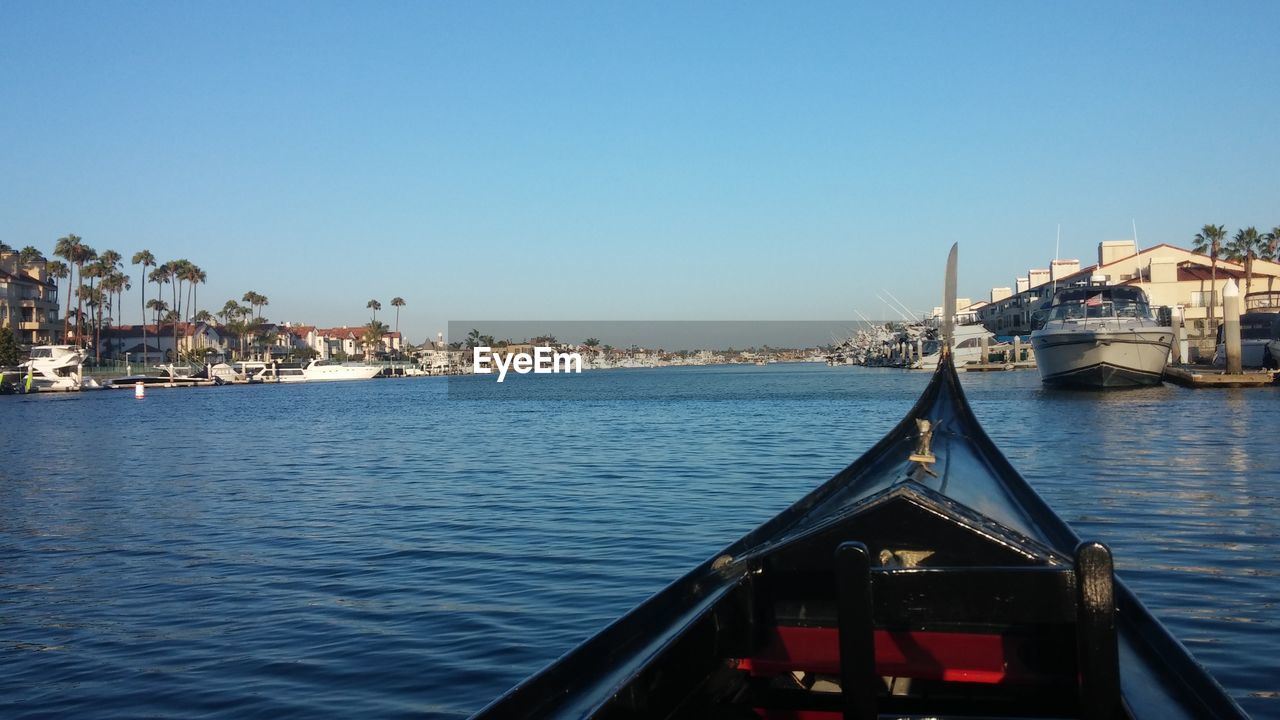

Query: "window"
left=1189, top=291, right=1216, bottom=308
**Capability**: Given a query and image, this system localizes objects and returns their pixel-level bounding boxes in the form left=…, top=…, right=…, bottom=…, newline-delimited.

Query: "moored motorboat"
left=107, top=364, right=218, bottom=388
left=1030, top=285, right=1173, bottom=388
left=19, top=345, right=101, bottom=392
left=1212, top=292, right=1280, bottom=368
left=300, top=358, right=382, bottom=381
left=472, top=247, right=1244, bottom=720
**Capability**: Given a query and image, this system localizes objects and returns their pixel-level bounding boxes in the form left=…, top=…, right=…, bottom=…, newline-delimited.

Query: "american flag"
left=1085, top=293, right=1103, bottom=307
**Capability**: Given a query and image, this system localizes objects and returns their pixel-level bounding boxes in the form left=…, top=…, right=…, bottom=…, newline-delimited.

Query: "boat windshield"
left=1047, top=299, right=1152, bottom=321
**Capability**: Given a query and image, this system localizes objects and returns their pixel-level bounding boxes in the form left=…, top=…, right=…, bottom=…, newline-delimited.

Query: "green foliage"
left=0, top=326, right=20, bottom=366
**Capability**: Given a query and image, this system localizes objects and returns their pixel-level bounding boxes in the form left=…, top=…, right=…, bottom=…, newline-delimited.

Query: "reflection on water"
left=0, top=365, right=1275, bottom=718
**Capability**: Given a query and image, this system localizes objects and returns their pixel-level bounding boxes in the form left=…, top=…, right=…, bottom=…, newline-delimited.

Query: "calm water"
left=1, top=365, right=1276, bottom=718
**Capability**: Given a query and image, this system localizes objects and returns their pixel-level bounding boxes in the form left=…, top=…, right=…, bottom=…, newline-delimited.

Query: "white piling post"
left=1013, top=335, right=1022, bottom=363
left=1223, top=280, right=1243, bottom=374
left=1171, top=306, right=1184, bottom=365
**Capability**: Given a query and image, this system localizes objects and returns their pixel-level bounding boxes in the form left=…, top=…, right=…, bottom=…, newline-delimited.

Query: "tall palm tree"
left=390, top=297, right=405, bottom=336
left=45, top=260, right=70, bottom=298
left=81, top=258, right=115, bottom=362
left=72, top=245, right=97, bottom=347
left=1192, top=224, right=1226, bottom=329
left=132, top=250, right=156, bottom=358
left=185, top=265, right=206, bottom=323
left=53, top=233, right=85, bottom=343
left=164, top=260, right=192, bottom=354
left=96, top=250, right=123, bottom=345
left=367, top=299, right=381, bottom=321
left=149, top=264, right=172, bottom=356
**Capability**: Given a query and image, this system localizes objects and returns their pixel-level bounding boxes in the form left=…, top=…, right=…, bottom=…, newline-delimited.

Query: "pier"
left=1164, top=365, right=1278, bottom=389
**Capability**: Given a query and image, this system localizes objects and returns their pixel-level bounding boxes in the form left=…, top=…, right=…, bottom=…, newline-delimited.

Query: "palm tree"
left=1225, top=227, right=1263, bottom=296
left=132, top=250, right=156, bottom=357
left=17, top=245, right=43, bottom=270
left=367, top=299, right=381, bottom=321
left=149, top=264, right=172, bottom=351
left=147, top=298, right=169, bottom=325
left=1192, top=224, right=1226, bottom=330
left=363, top=320, right=389, bottom=360
left=45, top=260, right=69, bottom=306
left=466, top=328, right=483, bottom=348
left=390, top=297, right=405, bottom=336
left=75, top=283, right=100, bottom=356
left=73, top=245, right=97, bottom=347
left=53, top=234, right=85, bottom=343
left=82, top=258, right=116, bottom=362
left=219, top=299, right=242, bottom=325
left=242, top=291, right=268, bottom=322
left=1265, top=228, right=1280, bottom=294
left=188, top=265, right=206, bottom=323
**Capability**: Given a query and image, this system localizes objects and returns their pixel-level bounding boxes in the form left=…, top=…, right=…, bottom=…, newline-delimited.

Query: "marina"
left=2, top=4, right=1278, bottom=718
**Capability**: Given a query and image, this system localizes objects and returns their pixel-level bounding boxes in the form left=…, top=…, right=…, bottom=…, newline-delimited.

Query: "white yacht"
left=21, top=345, right=101, bottom=392
left=1030, top=285, right=1173, bottom=388
left=915, top=323, right=997, bottom=371
left=300, top=359, right=382, bottom=381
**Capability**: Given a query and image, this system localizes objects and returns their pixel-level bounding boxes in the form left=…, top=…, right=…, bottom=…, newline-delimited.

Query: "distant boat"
left=221, top=359, right=381, bottom=383
left=299, top=359, right=382, bottom=381
left=1030, top=285, right=1173, bottom=388
left=916, top=323, right=996, bottom=371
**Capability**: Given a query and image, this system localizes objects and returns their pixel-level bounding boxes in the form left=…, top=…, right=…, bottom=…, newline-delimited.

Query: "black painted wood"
left=1075, top=541, right=1120, bottom=720
left=835, top=542, right=877, bottom=720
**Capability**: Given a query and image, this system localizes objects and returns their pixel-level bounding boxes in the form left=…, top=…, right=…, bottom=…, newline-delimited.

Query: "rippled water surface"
left=2, top=365, right=1277, bottom=718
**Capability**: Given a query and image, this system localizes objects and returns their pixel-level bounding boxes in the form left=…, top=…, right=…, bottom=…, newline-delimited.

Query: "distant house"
left=313, top=326, right=402, bottom=359
left=100, top=322, right=231, bottom=362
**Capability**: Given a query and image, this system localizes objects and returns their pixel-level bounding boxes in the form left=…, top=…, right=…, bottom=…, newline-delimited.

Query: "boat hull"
left=1031, top=327, right=1172, bottom=388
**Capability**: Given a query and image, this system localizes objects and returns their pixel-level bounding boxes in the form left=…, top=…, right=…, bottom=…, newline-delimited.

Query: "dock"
left=963, top=360, right=1037, bottom=372
left=1164, top=365, right=1278, bottom=388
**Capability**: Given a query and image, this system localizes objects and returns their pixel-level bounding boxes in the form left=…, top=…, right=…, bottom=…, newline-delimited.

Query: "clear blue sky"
left=2, top=2, right=1277, bottom=342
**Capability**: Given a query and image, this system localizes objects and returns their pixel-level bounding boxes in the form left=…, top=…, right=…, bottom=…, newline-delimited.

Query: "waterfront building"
left=313, top=326, right=403, bottom=359
left=100, top=322, right=229, bottom=363
left=0, top=249, right=60, bottom=345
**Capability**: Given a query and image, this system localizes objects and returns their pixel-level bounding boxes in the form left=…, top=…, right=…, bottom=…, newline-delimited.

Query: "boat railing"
left=1243, top=291, right=1280, bottom=311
